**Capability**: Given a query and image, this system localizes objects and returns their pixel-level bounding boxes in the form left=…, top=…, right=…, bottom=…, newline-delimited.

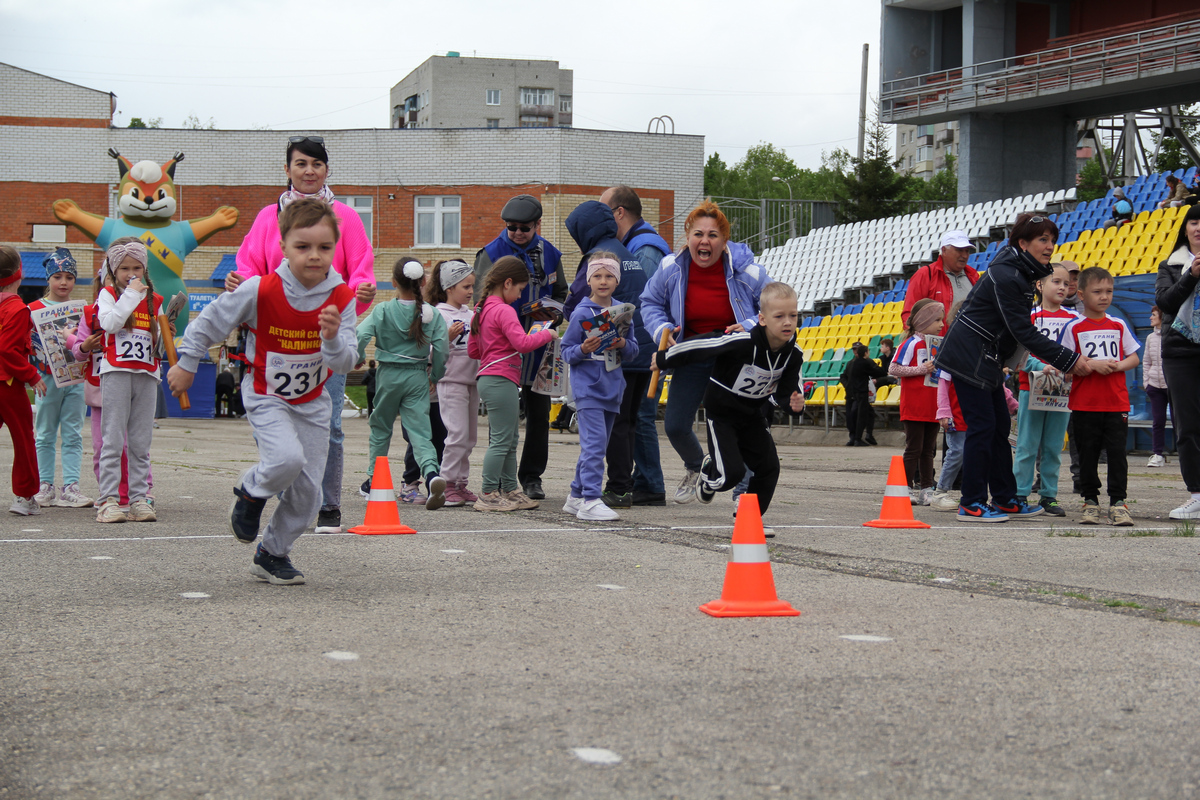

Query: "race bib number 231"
left=265, top=351, right=326, bottom=399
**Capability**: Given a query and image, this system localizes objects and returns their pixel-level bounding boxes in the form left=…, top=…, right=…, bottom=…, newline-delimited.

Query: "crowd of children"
left=6, top=194, right=1198, bottom=590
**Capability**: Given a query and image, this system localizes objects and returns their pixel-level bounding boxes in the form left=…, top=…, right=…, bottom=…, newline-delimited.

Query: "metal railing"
left=882, top=18, right=1200, bottom=121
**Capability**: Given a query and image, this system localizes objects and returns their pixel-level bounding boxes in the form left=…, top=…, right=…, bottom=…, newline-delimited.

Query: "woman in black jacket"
left=1154, top=204, right=1200, bottom=519
left=935, top=214, right=1091, bottom=522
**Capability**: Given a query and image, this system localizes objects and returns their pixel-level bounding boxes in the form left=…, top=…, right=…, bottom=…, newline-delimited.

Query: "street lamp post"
left=772, top=175, right=796, bottom=240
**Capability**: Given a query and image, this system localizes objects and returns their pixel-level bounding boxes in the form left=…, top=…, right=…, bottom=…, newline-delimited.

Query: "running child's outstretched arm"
left=169, top=278, right=259, bottom=397
left=655, top=330, right=749, bottom=371
left=321, top=301, right=358, bottom=375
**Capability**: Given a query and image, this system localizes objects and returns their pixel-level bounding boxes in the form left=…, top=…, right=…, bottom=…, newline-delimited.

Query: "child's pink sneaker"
left=443, top=487, right=466, bottom=507
left=457, top=483, right=479, bottom=503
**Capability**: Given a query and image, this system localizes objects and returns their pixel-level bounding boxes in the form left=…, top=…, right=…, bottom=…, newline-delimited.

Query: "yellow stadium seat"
left=885, top=385, right=900, bottom=406
left=873, top=385, right=890, bottom=404
left=829, top=385, right=846, bottom=406
left=809, top=386, right=827, bottom=406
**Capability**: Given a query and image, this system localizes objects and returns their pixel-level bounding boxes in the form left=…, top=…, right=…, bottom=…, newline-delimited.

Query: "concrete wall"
left=958, top=110, right=1076, bottom=204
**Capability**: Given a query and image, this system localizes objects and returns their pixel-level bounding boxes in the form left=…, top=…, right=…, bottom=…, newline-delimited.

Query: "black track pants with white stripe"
left=702, top=414, right=781, bottom=515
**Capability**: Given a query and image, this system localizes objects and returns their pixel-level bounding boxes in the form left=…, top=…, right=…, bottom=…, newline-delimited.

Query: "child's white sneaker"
left=96, top=497, right=127, bottom=523
left=562, top=495, right=583, bottom=515
left=9, top=496, right=40, bottom=516
left=577, top=498, right=619, bottom=521
left=929, top=490, right=960, bottom=511
left=55, top=482, right=94, bottom=508
left=1147, top=454, right=1167, bottom=468
left=34, top=482, right=55, bottom=508
left=1169, top=496, right=1200, bottom=520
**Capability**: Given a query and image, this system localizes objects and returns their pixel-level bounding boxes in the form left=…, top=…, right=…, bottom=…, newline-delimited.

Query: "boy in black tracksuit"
left=655, top=282, right=805, bottom=516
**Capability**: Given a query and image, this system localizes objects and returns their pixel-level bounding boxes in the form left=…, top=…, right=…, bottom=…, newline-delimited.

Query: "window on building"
left=559, top=96, right=572, bottom=113
left=486, top=118, right=500, bottom=128
left=486, top=89, right=501, bottom=105
left=520, top=87, right=554, bottom=106
left=916, top=145, right=933, bottom=162
left=907, top=156, right=914, bottom=169
left=415, top=196, right=460, bottom=247
left=519, top=117, right=553, bottom=128
left=917, top=124, right=933, bottom=137
left=340, top=196, right=373, bottom=239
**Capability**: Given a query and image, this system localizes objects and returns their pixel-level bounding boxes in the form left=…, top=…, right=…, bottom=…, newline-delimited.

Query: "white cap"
left=940, top=230, right=972, bottom=249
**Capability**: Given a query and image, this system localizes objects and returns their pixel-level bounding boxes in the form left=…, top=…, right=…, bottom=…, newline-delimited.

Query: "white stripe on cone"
left=369, top=489, right=395, bottom=502
left=729, top=543, right=770, bottom=563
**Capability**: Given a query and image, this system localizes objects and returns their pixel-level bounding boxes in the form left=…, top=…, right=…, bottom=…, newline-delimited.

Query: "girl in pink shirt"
left=467, top=257, right=559, bottom=512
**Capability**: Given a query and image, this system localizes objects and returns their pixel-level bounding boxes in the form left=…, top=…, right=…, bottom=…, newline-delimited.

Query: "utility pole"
left=858, top=43, right=869, bottom=161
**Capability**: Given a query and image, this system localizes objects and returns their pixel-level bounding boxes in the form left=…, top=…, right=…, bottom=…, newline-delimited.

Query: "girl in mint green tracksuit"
left=28, top=248, right=92, bottom=509
left=356, top=257, right=449, bottom=509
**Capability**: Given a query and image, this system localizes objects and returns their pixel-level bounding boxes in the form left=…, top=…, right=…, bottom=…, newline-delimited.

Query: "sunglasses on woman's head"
left=506, top=224, right=532, bottom=233
left=288, top=135, right=325, bottom=145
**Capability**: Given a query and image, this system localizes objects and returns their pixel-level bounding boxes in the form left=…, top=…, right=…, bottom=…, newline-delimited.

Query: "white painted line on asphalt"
left=179, top=496, right=193, bottom=499
left=571, top=747, right=622, bottom=765
left=841, top=635, right=894, bottom=643
left=179, top=592, right=209, bottom=599
left=441, top=549, right=466, bottom=554
left=324, top=651, right=359, bottom=661
left=934, top=578, right=954, bottom=583
left=597, top=584, right=624, bottom=590
left=89, top=556, right=114, bottom=560
left=716, top=544, right=731, bottom=549
left=21, top=529, right=42, bottom=532
left=0, top=526, right=605, bottom=545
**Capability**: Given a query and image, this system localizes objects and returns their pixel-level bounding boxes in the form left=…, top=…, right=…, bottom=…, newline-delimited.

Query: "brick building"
left=0, top=61, right=702, bottom=312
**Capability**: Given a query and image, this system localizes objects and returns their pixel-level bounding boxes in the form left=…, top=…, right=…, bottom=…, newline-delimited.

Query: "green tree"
left=907, top=153, right=958, bottom=204
left=704, top=153, right=739, bottom=197
left=1076, top=150, right=1112, bottom=203
left=183, top=113, right=217, bottom=130
left=127, top=116, right=162, bottom=129
left=835, top=109, right=914, bottom=223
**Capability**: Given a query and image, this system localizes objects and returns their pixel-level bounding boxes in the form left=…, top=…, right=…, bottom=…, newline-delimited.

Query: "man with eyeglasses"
left=472, top=194, right=568, bottom=500
left=901, top=230, right=979, bottom=335
left=600, top=185, right=672, bottom=506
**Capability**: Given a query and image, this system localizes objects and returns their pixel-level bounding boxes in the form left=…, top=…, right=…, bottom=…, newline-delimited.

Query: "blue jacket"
left=623, top=219, right=671, bottom=279
left=639, top=242, right=770, bottom=343
left=563, top=201, right=653, bottom=371
left=935, top=244, right=1078, bottom=389
left=562, top=296, right=640, bottom=410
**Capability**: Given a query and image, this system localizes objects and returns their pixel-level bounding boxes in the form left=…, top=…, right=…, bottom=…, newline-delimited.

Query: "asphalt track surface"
left=3, top=416, right=1200, bottom=799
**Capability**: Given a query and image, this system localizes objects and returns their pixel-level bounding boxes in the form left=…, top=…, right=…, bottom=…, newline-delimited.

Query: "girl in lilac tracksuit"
left=561, top=252, right=639, bottom=521
left=426, top=259, right=480, bottom=506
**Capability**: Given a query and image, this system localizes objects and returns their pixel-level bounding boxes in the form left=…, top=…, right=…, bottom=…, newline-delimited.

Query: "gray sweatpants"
left=241, top=379, right=331, bottom=557
left=99, top=371, right=158, bottom=503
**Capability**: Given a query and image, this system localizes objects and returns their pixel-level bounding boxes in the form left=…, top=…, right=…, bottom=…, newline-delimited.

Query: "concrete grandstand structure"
left=880, top=1, right=1200, bottom=204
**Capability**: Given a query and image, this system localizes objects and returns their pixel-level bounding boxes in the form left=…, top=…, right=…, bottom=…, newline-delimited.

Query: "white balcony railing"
left=882, top=17, right=1200, bottom=121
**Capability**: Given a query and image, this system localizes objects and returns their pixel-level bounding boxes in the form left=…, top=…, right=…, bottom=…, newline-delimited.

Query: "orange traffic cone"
left=699, top=493, right=800, bottom=618
left=349, top=457, right=417, bottom=535
left=863, top=455, right=931, bottom=529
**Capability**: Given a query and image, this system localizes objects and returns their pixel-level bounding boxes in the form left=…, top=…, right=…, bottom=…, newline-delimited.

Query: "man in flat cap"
left=473, top=194, right=568, bottom=500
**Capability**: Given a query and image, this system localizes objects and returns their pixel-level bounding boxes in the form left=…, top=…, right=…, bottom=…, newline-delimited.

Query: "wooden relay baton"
left=646, top=328, right=672, bottom=399
left=158, top=314, right=190, bottom=410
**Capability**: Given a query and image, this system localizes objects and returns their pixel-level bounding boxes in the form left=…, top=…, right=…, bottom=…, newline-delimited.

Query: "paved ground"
left=3, top=415, right=1200, bottom=799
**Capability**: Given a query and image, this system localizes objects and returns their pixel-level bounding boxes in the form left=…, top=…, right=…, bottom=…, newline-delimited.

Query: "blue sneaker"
left=993, top=498, right=1045, bottom=518
left=957, top=502, right=1010, bottom=523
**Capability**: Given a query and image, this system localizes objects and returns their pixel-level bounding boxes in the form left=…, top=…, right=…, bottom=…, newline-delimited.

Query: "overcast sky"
left=1, top=0, right=883, bottom=170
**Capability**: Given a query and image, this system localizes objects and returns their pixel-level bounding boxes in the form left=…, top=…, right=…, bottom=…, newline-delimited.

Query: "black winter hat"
left=501, top=194, right=542, bottom=223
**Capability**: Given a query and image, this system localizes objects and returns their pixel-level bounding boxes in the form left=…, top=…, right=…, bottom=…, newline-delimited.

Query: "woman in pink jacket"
left=467, top=257, right=559, bottom=512
left=224, top=135, right=376, bottom=534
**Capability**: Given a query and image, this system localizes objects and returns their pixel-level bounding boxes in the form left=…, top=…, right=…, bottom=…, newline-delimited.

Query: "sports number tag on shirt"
left=733, top=364, right=781, bottom=399
left=915, top=347, right=930, bottom=365
left=452, top=328, right=470, bottom=350
left=115, top=329, right=153, bottom=364
left=1077, top=330, right=1121, bottom=360
left=1036, top=317, right=1070, bottom=342
left=265, top=351, right=326, bottom=399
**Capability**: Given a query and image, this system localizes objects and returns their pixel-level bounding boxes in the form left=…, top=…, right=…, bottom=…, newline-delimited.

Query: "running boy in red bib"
left=168, top=199, right=358, bottom=584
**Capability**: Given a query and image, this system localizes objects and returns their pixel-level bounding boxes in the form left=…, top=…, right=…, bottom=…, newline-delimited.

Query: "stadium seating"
left=779, top=169, right=1193, bottom=422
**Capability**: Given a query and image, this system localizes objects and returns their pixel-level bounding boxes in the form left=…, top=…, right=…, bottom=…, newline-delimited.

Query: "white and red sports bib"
left=102, top=287, right=162, bottom=373
left=251, top=273, right=354, bottom=404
